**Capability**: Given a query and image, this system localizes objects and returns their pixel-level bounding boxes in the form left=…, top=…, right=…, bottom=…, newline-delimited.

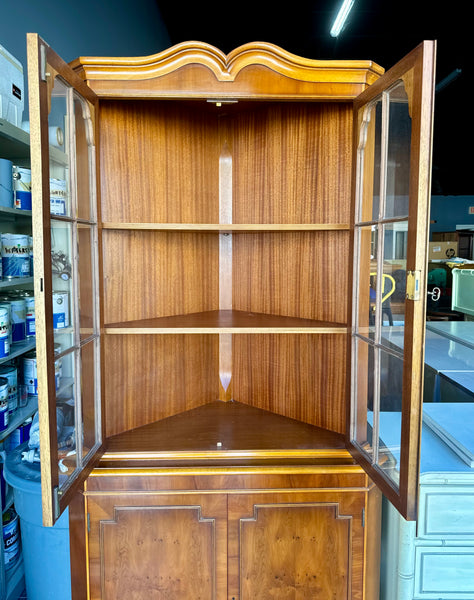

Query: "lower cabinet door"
left=227, top=490, right=366, bottom=600
left=86, top=493, right=228, bottom=600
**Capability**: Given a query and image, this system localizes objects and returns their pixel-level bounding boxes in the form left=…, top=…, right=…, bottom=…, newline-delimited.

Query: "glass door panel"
left=28, top=34, right=103, bottom=525
left=350, top=42, right=436, bottom=520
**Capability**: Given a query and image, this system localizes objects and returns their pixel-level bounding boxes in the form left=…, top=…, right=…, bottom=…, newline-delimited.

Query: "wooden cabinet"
left=81, top=455, right=380, bottom=600
left=25, top=36, right=437, bottom=599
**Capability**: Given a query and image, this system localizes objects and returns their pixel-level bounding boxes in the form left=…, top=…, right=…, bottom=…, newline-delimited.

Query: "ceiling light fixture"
left=330, top=0, right=356, bottom=37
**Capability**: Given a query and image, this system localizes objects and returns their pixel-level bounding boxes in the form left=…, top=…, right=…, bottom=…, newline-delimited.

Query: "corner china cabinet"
left=27, top=34, right=436, bottom=599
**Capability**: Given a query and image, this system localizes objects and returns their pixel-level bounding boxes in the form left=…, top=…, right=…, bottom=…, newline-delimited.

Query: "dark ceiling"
left=157, top=0, right=471, bottom=196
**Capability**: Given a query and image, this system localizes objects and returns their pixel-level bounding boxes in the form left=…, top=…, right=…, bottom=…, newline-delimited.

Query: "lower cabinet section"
left=72, top=465, right=381, bottom=600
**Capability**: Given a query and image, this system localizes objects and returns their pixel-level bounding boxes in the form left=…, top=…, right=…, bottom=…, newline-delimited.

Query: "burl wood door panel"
left=228, top=491, right=365, bottom=600
left=87, top=493, right=227, bottom=599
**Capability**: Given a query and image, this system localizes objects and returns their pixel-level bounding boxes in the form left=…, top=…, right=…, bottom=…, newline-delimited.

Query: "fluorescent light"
left=330, top=0, right=356, bottom=37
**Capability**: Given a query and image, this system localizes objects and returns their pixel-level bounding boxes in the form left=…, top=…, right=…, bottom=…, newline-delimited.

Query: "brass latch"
left=406, top=270, right=421, bottom=300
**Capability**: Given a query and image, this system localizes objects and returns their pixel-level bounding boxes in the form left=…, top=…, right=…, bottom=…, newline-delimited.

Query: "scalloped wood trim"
left=71, top=40, right=384, bottom=86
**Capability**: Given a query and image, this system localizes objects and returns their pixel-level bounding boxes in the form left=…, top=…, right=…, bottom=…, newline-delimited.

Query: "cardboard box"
left=0, top=43, right=24, bottom=127
left=429, top=241, right=458, bottom=260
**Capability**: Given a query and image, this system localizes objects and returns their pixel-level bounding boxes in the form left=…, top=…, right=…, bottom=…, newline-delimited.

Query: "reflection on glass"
left=358, top=100, right=382, bottom=222
left=353, top=338, right=375, bottom=458
left=57, top=349, right=77, bottom=490
left=74, top=93, right=93, bottom=221
left=379, top=222, right=408, bottom=343
left=81, top=340, right=98, bottom=459
left=386, top=82, right=411, bottom=219
left=377, top=350, right=403, bottom=485
left=51, top=222, right=74, bottom=350
left=357, top=226, right=377, bottom=340
left=49, top=77, right=70, bottom=217
left=77, top=225, right=95, bottom=340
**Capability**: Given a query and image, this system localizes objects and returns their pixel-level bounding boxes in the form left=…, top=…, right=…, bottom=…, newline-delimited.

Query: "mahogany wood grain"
left=233, top=232, right=348, bottom=323
left=102, top=230, right=219, bottom=324
left=232, top=103, right=352, bottom=224
left=103, top=334, right=219, bottom=437
left=234, top=334, right=347, bottom=433
left=99, top=100, right=220, bottom=224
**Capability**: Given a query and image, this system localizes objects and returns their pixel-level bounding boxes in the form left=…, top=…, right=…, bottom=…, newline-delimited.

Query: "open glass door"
left=349, top=41, right=436, bottom=520
left=27, top=34, right=104, bottom=526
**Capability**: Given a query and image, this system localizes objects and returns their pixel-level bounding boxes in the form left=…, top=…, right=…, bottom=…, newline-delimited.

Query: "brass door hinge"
left=406, top=270, right=421, bottom=300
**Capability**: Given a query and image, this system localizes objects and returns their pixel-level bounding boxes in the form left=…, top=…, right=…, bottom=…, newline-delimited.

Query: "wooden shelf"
left=102, top=222, right=350, bottom=232
left=104, top=310, right=348, bottom=334
left=103, top=400, right=352, bottom=463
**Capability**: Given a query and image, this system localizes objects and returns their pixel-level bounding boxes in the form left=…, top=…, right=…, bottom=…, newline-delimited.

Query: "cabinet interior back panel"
left=231, top=103, right=353, bottom=224
left=99, top=100, right=220, bottom=223
left=102, top=230, right=219, bottom=324
left=104, top=334, right=220, bottom=437
left=233, top=334, right=347, bottom=433
left=233, top=231, right=348, bottom=322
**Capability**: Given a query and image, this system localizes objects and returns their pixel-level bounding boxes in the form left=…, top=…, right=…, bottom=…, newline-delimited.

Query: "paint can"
left=6, top=417, right=32, bottom=451
left=54, top=343, right=62, bottom=389
left=52, top=291, right=69, bottom=329
left=0, top=158, right=13, bottom=208
left=0, top=365, right=17, bottom=413
left=0, top=306, right=10, bottom=358
left=1, top=233, right=30, bottom=278
left=12, top=166, right=31, bottom=210
left=0, top=302, right=12, bottom=348
left=22, top=351, right=37, bottom=396
left=28, top=235, right=33, bottom=276
left=0, top=377, right=9, bottom=431
left=9, top=297, right=26, bottom=343
left=25, top=295, right=35, bottom=337
left=50, top=178, right=67, bottom=216
left=3, top=508, right=20, bottom=570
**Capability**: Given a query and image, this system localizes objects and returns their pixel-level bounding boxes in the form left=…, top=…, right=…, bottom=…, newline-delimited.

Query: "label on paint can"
left=3, top=508, right=20, bottom=570
left=52, top=291, right=69, bottom=329
left=26, top=296, right=35, bottom=337
left=50, top=178, right=67, bottom=216
left=0, top=377, right=9, bottom=431
left=1, top=233, right=30, bottom=278
left=0, top=306, right=9, bottom=358
left=0, top=365, right=17, bottom=413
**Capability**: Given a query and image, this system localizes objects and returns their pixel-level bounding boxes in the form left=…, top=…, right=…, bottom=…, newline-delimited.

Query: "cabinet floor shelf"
left=102, top=401, right=352, bottom=465
left=0, top=278, right=33, bottom=290
left=0, top=395, right=38, bottom=442
left=104, top=310, right=348, bottom=334
left=102, top=222, right=350, bottom=232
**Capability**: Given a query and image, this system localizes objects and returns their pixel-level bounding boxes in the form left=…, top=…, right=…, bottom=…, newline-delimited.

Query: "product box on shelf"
left=0, top=43, right=24, bottom=128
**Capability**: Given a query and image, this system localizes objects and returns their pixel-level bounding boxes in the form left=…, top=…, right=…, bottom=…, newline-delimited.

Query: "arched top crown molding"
left=71, top=40, right=384, bottom=85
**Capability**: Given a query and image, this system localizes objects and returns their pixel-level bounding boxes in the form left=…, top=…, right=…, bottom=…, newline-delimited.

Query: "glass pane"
left=353, top=337, right=375, bottom=459
left=356, top=225, right=377, bottom=340
left=74, top=93, right=93, bottom=221
left=377, top=350, right=403, bottom=486
left=380, top=222, right=408, bottom=343
left=358, top=100, right=382, bottom=222
left=57, top=349, right=77, bottom=490
left=51, top=221, right=74, bottom=350
left=78, top=224, right=95, bottom=340
left=49, top=77, right=70, bottom=217
left=81, top=340, right=99, bottom=460
left=385, top=82, right=411, bottom=219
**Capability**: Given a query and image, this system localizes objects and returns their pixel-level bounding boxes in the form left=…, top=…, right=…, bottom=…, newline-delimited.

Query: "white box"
left=0, top=43, right=24, bottom=127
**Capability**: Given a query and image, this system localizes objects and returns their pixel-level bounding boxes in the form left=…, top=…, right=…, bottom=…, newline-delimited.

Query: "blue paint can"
left=3, top=508, right=20, bottom=570
left=53, top=291, right=69, bottom=329
left=0, top=365, right=17, bottom=413
left=1, top=233, right=30, bottom=278
left=9, top=297, right=26, bottom=343
left=0, top=377, right=9, bottom=431
left=0, top=159, right=13, bottom=208
left=0, top=306, right=10, bottom=358
left=12, top=166, right=31, bottom=210
left=22, top=351, right=37, bottom=396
